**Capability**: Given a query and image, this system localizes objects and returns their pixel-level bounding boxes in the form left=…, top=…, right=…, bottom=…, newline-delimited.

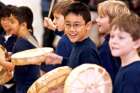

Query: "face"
left=53, top=12, right=65, bottom=31
left=132, top=0, right=140, bottom=8
left=96, top=15, right=110, bottom=35
left=64, top=13, right=90, bottom=43
left=1, top=17, right=11, bottom=33
left=109, top=27, right=137, bottom=57
left=8, top=15, right=20, bottom=35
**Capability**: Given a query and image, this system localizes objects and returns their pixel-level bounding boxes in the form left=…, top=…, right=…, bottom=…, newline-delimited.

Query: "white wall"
left=0, top=0, right=44, bottom=46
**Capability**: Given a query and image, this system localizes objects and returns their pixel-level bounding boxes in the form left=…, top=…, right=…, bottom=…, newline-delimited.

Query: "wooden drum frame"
left=11, top=47, right=53, bottom=66
left=64, top=64, right=112, bottom=93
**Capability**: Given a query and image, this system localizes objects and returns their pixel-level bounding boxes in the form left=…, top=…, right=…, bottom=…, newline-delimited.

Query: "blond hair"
left=97, top=0, right=131, bottom=22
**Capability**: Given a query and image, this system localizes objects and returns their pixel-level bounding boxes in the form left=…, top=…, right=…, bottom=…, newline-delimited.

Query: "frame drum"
left=64, top=64, right=112, bottom=93
left=0, top=45, right=13, bottom=85
left=11, top=47, right=53, bottom=66
left=27, top=66, right=72, bottom=93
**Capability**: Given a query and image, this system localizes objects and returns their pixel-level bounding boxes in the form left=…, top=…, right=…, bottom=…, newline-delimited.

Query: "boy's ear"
left=86, top=21, right=92, bottom=31
left=134, top=38, right=140, bottom=49
left=21, top=22, right=27, bottom=27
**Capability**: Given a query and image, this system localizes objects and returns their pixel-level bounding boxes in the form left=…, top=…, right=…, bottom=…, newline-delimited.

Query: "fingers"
left=45, top=53, right=62, bottom=65
left=43, top=17, right=49, bottom=27
left=4, top=62, right=15, bottom=72
left=43, top=17, right=56, bottom=30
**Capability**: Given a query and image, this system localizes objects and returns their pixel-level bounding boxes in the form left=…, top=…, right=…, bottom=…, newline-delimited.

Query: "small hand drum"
left=0, top=45, right=13, bottom=85
left=27, top=66, right=72, bottom=93
left=64, top=64, right=112, bottom=93
left=11, top=47, right=53, bottom=66
left=0, top=65, right=13, bottom=85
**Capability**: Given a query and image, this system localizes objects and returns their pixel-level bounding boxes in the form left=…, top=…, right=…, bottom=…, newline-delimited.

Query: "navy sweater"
left=98, top=35, right=121, bottom=83
left=12, top=37, right=40, bottom=93
left=62, top=37, right=101, bottom=68
left=41, top=30, right=72, bottom=71
left=113, top=61, right=140, bottom=93
left=0, top=34, right=17, bottom=52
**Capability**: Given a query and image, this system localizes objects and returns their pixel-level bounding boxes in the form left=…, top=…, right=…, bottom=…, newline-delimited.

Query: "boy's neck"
left=121, top=51, right=140, bottom=67
left=99, top=33, right=109, bottom=45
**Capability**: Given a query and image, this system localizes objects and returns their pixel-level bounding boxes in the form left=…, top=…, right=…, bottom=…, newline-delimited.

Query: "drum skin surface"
left=64, top=64, right=112, bottom=93
left=0, top=65, right=13, bottom=85
left=11, top=47, right=53, bottom=66
left=27, top=66, right=72, bottom=93
left=0, top=45, right=13, bottom=85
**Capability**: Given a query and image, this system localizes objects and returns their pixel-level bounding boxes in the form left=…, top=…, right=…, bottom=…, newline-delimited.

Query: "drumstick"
left=48, top=0, right=55, bottom=18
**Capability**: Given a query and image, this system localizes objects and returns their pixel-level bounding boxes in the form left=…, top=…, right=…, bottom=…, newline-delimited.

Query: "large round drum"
left=64, top=64, right=112, bottom=93
left=0, top=65, right=13, bottom=85
left=0, top=45, right=13, bottom=85
left=11, top=47, right=53, bottom=66
left=27, top=66, right=72, bottom=93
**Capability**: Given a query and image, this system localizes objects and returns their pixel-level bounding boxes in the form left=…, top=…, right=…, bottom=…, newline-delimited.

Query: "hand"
left=5, top=52, right=12, bottom=61
left=3, top=61, right=14, bottom=72
left=45, top=52, right=63, bottom=65
left=43, top=17, right=56, bottom=31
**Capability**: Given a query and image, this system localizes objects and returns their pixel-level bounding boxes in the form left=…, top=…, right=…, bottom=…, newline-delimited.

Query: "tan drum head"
left=0, top=65, right=13, bottom=85
left=11, top=47, right=53, bottom=66
left=27, top=66, right=72, bottom=93
left=0, top=45, right=12, bottom=85
left=64, top=64, right=112, bottom=93
left=0, top=45, right=6, bottom=60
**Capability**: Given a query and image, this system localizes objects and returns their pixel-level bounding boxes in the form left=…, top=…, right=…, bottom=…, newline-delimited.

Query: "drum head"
left=0, top=45, right=6, bottom=60
left=64, top=64, right=112, bottom=93
left=0, top=65, right=13, bottom=85
left=27, top=66, right=72, bottom=93
left=0, top=45, right=12, bottom=85
left=11, top=47, right=53, bottom=65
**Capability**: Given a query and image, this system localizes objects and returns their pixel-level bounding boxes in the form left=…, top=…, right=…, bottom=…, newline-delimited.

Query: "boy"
left=0, top=5, right=17, bottom=54
left=43, top=1, right=73, bottom=71
left=109, top=13, right=140, bottom=93
left=96, top=0, right=131, bottom=82
left=0, top=5, right=17, bottom=93
left=45, top=2, right=101, bottom=68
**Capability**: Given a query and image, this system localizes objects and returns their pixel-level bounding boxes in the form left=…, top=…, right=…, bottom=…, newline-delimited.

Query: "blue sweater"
left=12, top=37, right=40, bottom=93
left=41, top=30, right=72, bottom=71
left=62, top=37, right=101, bottom=68
left=0, top=34, right=17, bottom=52
left=113, top=61, right=140, bottom=93
left=98, top=35, right=121, bottom=83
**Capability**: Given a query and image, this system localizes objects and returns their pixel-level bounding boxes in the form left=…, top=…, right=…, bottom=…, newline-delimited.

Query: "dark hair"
left=18, top=6, right=33, bottom=30
left=0, top=1, right=5, bottom=10
left=9, top=6, right=34, bottom=34
left=64, top=2, right=91, bottom=23
left=0, top=5, right=16, bottom=19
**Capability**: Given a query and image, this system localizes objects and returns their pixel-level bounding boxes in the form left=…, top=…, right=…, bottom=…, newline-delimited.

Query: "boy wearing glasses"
left=45, top=2, right=101, bottom=68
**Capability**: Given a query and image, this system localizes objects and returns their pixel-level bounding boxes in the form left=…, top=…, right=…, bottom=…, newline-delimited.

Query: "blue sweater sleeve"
left=54, top=29, right=64, bottom=36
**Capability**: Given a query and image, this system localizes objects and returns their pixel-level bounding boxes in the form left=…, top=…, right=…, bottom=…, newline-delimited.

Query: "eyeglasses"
left=65, top=23, right=85, bottom=29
